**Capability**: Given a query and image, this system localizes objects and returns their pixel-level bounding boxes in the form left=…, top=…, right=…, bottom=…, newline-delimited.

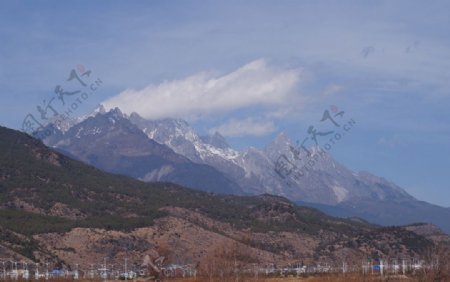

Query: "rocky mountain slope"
left=0, top=125, right=444, bottom=269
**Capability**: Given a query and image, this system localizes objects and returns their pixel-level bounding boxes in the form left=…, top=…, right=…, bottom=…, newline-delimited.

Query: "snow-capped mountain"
left=39, top=106, right=450, bottom=233
left=129, top=113, right=264, bottom=193
left=39, top=108, right=242, bottom=195
left=129, top=112, right=413, bottom=205
left=126, top=112, right=450, bottom=233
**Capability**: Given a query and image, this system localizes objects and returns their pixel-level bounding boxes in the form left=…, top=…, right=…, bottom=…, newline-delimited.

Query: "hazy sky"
left=1, top=1, right=450, bottom=207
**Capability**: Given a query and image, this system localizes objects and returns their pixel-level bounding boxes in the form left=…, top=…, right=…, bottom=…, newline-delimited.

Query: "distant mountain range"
left=3, top=125, right=444, bottom=267
left=40, top=106, right=450, bottom=233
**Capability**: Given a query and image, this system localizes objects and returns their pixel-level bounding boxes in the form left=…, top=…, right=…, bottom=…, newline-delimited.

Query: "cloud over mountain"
left=102, top=59, right=302, bottom=120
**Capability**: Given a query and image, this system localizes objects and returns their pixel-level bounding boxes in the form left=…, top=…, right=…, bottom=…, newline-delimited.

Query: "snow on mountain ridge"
left=57, top=106, right=416, bottom=206
left=128, top=112, right=241, bottom=164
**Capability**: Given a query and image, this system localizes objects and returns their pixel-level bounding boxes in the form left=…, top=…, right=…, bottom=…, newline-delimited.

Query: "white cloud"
left=102, top=59, right=302, bottom=120
left=209, top=117, right=276, bottom=137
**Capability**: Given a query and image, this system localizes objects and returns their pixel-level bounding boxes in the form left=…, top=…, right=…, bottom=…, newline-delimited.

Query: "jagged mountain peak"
left=129, top=114, right=192, bottom=139
left=128, top=111, right=143, bottom=121
left=104, top=107, right=125, bottom=119
left=264, top=132, right=293, bottom=152
left=94, top=104, right=106, bottom=115
left=86, top=108, right=128, bottom=128
left=42, top=105, right=119, bottom=135
left=200, top=131, right=230, bottom=149
left=44, top=114, right=85, bottom=134
left=164, top=118, right=190, bottom=128
left=128, top=114, right=240, bottom=164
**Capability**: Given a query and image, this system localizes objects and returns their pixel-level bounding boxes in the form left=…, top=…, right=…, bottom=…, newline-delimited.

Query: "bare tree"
left=418, top=243, right=450, bottom=282
left=198, top=239, right=261, bottom=282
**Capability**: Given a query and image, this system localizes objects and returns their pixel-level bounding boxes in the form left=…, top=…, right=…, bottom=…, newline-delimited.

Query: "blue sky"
left=1, top=1, right=450, bottom=207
